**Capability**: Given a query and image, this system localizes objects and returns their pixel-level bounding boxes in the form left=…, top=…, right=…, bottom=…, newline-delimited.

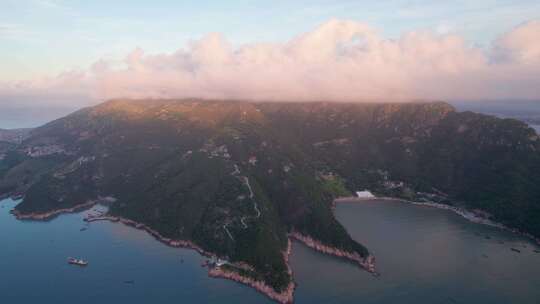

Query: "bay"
left=1, top=198, right=539, bottom=303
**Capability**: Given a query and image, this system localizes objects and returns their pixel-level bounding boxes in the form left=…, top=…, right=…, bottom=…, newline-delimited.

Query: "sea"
left=1, top=198, right=539, bottom=303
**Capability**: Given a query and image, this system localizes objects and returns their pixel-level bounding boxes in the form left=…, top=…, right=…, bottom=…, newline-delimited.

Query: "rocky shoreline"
left=11, top=201, right=97, bottom=221
left=11, top=201, right=380, bottom=304
left=289, top=231, right=377, bottom=275
left=342, top=196, right=540, bottom=246
left=405, top=199, right=540, bottom=246
left=86, top=214, right=297, bottom=303
left=84, top=214, right=213, bottom=257
left=11, top=202, right=297, bottom=303
left=209, top=239, right=296, bottom=304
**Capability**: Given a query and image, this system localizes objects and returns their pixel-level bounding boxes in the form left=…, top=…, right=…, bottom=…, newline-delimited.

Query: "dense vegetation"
left=0, top=99, right=539, bottom=291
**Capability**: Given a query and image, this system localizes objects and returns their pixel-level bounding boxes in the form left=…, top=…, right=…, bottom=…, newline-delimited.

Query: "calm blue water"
left=295, top=200, right=540, bottom=304
left=0, top=199, right=271, bottom=304
left=1, top=198, right=540, bottom=303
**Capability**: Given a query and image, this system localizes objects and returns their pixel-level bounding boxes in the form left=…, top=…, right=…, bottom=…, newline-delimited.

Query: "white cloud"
left=1, top=19, right=540, bottom=105
left=493, top=20, right=540, bottom=64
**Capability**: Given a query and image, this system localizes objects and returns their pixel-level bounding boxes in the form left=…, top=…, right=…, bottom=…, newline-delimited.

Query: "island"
left=1, top=99, right=539, bottom=303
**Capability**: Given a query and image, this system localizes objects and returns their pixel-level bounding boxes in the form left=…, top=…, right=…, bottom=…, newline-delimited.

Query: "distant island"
left=1, top=99, right=539, bottom=303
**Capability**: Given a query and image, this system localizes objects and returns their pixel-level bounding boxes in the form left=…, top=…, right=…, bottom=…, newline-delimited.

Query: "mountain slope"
left=1, top=99, right=539, bottom=301
left=0, top=128, right=31, bottom=144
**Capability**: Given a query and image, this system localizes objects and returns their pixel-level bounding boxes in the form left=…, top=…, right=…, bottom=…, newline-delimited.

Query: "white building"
left=356, top=190, right=375, bottom=198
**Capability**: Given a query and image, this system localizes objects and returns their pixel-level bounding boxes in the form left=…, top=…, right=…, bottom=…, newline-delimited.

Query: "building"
left=356, top=190, right=375, bottom=198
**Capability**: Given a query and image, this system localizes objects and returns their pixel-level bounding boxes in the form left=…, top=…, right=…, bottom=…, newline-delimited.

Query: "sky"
left=1, top=0, right=540, bottom=127
left=2, top=0, right=540, bottom=81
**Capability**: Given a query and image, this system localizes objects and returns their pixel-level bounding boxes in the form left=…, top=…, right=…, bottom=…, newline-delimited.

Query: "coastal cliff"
left=1, top=99, right=539, bottom=302
left=10, top=201, right=373, bottom=303
left=209, top=240, right=296, bottom=304
left=11, top=201, right=96, bottom=221
left=290, top=231, right=376, bottom=274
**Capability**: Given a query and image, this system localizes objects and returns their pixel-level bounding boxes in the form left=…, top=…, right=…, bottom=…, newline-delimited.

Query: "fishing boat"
left=68, top=257, right=88, bottom=266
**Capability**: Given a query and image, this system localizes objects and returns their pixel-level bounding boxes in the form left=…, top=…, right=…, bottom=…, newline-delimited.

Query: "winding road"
left=229, top=164, right=261, bottom=232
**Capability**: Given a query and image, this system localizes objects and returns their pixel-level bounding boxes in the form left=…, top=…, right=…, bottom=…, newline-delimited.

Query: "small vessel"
left=510, top=248, right=521, bottom=253
left=68, top=257, right=88, bottom=266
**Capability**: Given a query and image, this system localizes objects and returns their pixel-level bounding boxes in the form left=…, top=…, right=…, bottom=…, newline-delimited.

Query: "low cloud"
left=2, top=19, right=540, bottom=106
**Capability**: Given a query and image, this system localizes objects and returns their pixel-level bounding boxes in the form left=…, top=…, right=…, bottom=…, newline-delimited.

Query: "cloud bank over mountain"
left=1, top=19, right=540, bottom=107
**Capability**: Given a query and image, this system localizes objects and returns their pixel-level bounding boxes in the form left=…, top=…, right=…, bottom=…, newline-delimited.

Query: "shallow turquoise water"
left=1, top=198, right=539, bottom=303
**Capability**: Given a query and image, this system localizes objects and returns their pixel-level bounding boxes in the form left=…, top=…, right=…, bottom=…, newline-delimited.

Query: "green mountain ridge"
left=1, top=99, right=539, bottom=295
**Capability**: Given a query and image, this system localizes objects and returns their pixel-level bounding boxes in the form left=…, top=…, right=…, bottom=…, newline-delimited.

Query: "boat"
left=510, top=248, right=521, bottom=253
left=68, top=257, right=88, bottom=266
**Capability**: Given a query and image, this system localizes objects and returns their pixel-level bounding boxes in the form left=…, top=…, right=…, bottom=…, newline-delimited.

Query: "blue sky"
left=2, top=0, right=540, bottom=81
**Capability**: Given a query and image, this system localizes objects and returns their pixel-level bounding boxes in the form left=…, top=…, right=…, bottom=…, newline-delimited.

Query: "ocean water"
left=0, top=199, right=270, bottom=304
left=1, top=198, right=539, bottom=303
left=295, top=199, right=540, bottom=303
